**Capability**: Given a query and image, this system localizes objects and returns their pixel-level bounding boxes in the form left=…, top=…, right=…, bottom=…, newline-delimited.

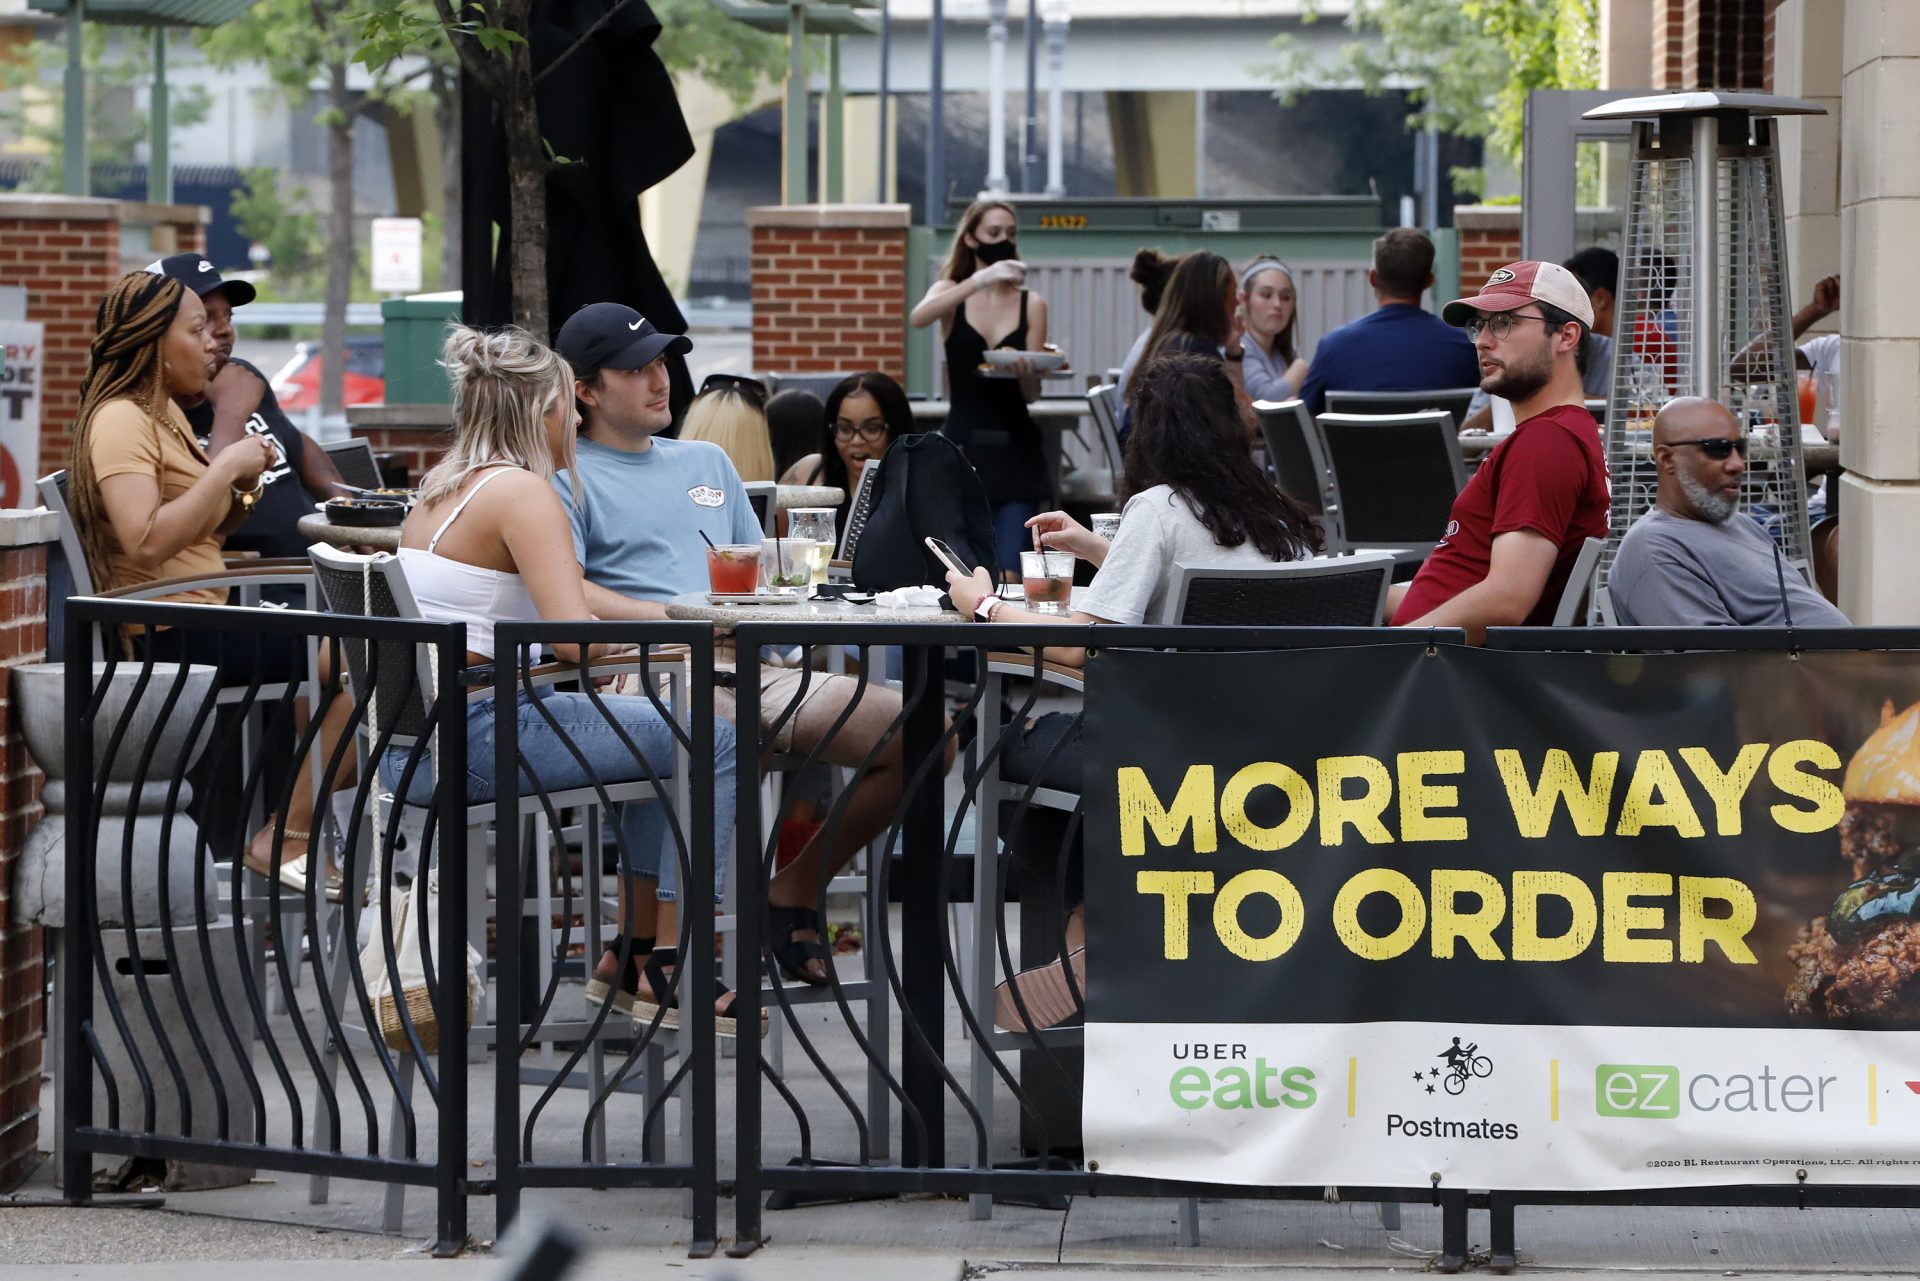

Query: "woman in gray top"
left=1234, top=256, right=1310, bottom=402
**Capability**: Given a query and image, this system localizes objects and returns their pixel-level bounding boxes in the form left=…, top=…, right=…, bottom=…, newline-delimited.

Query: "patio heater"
left=1580, top=91, right=1826, bottom=623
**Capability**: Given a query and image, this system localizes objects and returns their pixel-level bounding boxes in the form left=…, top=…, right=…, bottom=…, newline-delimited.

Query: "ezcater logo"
left=1167, top=1043, right=1317, bottom=1111
left=1595, top=1063, right=1838, bottom=1118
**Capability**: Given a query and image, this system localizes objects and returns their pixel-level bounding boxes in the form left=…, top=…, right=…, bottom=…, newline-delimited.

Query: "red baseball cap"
left=1442, top=260, right=1594, bottom=329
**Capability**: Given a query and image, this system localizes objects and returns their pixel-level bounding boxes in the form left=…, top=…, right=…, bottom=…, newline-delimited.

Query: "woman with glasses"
left=909, top=199, right=1056, bottom=575
left=681, top=374, right=775, bottom=482
left=779, top=371, right=915, bottom=537
left=1234, top=257, right=1309, bottom=403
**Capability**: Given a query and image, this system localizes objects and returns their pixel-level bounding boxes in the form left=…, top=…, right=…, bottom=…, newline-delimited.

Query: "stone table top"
left=664, top=591, right=959, bottom=627
left=298, top=512, right=401, bottom=552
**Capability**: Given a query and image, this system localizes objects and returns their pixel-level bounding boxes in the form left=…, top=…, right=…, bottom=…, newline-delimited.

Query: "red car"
left=269, top=337, right=386, bottom=411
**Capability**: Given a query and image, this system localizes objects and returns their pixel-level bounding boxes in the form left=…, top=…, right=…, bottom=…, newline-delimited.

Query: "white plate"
left=982, top=349, right=1068, bottom=372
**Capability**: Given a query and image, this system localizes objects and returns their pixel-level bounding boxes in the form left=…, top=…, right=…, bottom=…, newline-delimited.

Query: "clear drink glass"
left=707, top=543, right=762, bottom=596
left=1019, top=549, right=1075, bottom=613
left=761, top=539, right=812, bottom=594
left=787, top=508, right=837, bottom=583
left=1090, top=513, right=1122, bottom=541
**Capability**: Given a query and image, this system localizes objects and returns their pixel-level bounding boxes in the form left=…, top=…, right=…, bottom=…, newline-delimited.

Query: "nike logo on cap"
left=628, top=319, right=644, bottom=330
left=198, top=261, right=214, bottom=272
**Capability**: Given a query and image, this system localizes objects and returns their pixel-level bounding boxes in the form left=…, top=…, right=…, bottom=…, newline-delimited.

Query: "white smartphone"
left=924, top=535, right=973, bottom=578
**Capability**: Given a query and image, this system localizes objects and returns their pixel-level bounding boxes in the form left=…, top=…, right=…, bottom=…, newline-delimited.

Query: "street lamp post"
left=984, top=0, right=1009, bottom=196
left=1043, top=0, right=1069, bottom=198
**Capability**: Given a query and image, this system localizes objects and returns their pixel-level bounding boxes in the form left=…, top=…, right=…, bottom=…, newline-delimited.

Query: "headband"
left=1240, top=258, right=1296, bottom=292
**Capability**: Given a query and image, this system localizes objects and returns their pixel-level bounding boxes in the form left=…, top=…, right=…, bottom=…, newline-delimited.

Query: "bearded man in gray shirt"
left=1608, top=397, right=1849, bottom=627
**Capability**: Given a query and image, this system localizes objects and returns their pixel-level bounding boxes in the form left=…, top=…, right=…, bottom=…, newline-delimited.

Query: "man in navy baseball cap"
left=146, top=251, right=258, bottom=307
left=555, top=301, right=692, bottom=377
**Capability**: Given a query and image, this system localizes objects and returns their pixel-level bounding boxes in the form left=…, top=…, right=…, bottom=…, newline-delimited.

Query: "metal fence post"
left=434, top=625, right=470, bottom=1257
left=730, top=624, right=765, bottom=1256
left=899, top=639, right=946, bottom=1169
left=492, top=641, right=523, bottom=1237
left=60, top=625, right=95, bottom=1201
left=687, top=628, right=718, bottom=1256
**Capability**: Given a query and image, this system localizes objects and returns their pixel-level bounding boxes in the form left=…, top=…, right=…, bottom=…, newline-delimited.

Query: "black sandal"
left=768, top=904, right=832, bottom=986
left=638, top=948, right=766, bottom=1039
left=583, top=934, right=655, bottom=1015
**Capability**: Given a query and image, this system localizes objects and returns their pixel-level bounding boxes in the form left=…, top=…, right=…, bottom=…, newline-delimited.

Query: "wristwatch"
left=972, top=594, right=1002, bottom=623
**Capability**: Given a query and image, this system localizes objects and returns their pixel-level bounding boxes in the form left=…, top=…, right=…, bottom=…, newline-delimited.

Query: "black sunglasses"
left=1669, top=437, right=1747, bottom=460
left=698, top=372, right=768, bottom=406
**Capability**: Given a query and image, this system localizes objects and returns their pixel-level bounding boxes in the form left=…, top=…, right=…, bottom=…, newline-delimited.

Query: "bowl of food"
left=324, top=497, right=408, bottom=527
left=981, top=349, right=1068, bottom=374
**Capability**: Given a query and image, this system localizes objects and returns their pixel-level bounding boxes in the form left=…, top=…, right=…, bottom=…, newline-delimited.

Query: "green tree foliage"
left=650, top=0, right=783, bottom=108
left=1263, top=0, right=1599, bottom=167
left=0, top=28, right=212, bottom=188
left=228, top=167, right=323, bottom=286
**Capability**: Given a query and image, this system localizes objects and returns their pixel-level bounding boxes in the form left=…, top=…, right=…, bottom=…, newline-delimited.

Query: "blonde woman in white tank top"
left=379, top=326, right=746, bottom=1035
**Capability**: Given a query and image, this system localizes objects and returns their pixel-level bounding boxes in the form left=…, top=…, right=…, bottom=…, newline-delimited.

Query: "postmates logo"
left=1595, top=1063, right=1838, bottom=1119
left=1166, top=1042, right=1316, bottom=1112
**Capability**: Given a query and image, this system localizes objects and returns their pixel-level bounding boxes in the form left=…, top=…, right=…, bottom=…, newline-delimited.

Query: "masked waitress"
left=910, top=199, right=1055, bottom=576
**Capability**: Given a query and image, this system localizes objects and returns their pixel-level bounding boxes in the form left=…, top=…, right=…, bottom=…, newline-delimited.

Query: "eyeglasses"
left=698, top=372, right=768, bottom=406
left=1464, top=312, right=1560, bottom=342
left=833, top=420, right=890, bottom=443
left=1669, top=437, right=1748, bottom=460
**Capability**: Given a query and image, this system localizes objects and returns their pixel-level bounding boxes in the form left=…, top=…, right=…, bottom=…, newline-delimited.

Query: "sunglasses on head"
left=1670, top=436, right=1747, bottom=460
left=698, top=372, right=768, bottom=406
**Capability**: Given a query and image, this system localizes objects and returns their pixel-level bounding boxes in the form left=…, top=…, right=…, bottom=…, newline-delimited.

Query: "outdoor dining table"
left=298, top=511, right=402, bottom=552
left=301, top=483, right=850, bottom=556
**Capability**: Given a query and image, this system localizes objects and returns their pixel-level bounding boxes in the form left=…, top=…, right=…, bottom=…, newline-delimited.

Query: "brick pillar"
left=0, top=195, right=209, bottom=501
left=1653, top=0, right=1770, bottom=89
left=1453, top=207, right=1524, bottom=285
left=747, top=205, right=910, bottom=377
left=0, top=511, right=53, bottom=1191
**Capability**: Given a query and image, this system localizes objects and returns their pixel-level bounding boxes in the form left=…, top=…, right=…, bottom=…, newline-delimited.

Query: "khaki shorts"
left=715, top=661, right=902, bottom=759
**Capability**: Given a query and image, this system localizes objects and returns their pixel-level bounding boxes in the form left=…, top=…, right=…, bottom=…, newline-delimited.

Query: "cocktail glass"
left=1019, top=550, right=1075, bottom=614
left=707, top=543, right=762, bottom=596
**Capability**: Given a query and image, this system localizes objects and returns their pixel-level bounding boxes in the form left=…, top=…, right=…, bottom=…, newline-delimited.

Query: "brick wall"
left=0, top=196, right=206, bottom=500
left=348, top=423, right=450, bottom=486
left=1454, top=207, right=1524, bottom=287
left=747, top=205, right=911, bottom=377
left=1653, top=0, right=1770, bottom=90
left=0, top=514, right=53, bottom=1192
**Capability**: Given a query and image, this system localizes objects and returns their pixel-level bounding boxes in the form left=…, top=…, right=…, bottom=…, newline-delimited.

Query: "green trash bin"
left=380, top=291, right=463, bottom=405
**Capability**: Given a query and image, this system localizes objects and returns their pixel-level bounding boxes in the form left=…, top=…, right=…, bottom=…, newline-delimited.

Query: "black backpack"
left=850, top=431, right=1000, bottom=590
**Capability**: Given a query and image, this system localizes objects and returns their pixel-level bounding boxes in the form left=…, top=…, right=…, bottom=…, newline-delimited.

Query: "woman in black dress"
left=909, top=199, right=1053, bottom=575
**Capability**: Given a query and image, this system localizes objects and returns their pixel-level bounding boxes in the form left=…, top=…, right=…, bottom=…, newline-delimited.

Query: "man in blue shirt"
left=554, top=303, right=928, bottom=1020
left=1297, top=228, right=1480, bottom=415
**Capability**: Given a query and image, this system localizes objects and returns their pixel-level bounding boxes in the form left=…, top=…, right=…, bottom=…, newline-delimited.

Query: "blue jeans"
left=379, top=687, right=735, bottom=904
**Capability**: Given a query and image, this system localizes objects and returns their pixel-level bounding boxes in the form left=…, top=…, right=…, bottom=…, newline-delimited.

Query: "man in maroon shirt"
left=1390, top=260, right=1611, bottom=641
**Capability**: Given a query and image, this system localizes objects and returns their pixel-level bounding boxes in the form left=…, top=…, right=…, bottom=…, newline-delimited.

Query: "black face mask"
left=974, top=238, right=1018, bottom=266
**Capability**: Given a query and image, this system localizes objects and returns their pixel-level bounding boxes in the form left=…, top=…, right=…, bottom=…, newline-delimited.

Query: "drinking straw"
left=699, top=530, right=719, bottom=552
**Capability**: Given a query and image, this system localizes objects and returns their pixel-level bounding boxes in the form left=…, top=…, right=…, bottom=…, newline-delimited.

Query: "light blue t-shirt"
left=554, top=435, right=762, bottom=601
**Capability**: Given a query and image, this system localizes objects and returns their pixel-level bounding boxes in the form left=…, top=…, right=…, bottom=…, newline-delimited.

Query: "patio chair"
left=1162, top=552, right=1396, bottom=627
left=1552, top=536, right=1605, bottom=627
left=322, top=438, right=385, bottom=490
left=742, top=481, right=778, bottom=536
left=1312, top=410, right=1466, bottom=572
left=40, top=470, right=330, bottom=1013
left=1325, top=387, right=1480, bottom=432
left=304, top=542, right=685, bottom=1228
left=1082, top=384, right=1124, bottom=493
left=1253, top=399, right=1342, bottom=552
left=765, top=371, right=857, bottom=402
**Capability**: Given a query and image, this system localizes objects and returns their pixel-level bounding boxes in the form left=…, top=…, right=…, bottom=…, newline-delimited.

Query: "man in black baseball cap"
left=146, top=250, right=258, bottom=307
left=146, top=252, right=348, bottom=559
left=555, top=301, right=692, bottom=377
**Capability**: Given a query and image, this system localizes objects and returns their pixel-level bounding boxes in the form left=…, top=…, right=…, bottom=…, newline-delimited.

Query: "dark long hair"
left=1123, top=351, right=1320, bottom=561
left=818, top=371, right=915, bottom=526
left=70, top=271, right=188, bottom=598
left=766, top=388, right=825, bottom=480
left=1141, top=251, right=1235, bottom=366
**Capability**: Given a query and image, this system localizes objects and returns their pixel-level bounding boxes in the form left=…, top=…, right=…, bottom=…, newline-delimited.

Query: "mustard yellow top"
left=85, top=397, right=230, bottom=607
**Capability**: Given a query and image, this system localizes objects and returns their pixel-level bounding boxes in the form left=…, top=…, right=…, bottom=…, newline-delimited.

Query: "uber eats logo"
left=1168, top=1043, right=1317, bottom=1111
left=1596, top=1063, right=1837, bottom=1118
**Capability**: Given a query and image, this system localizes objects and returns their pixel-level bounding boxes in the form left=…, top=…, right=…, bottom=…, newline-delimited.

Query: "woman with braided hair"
left=71, top=270, right=353, bottom=899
